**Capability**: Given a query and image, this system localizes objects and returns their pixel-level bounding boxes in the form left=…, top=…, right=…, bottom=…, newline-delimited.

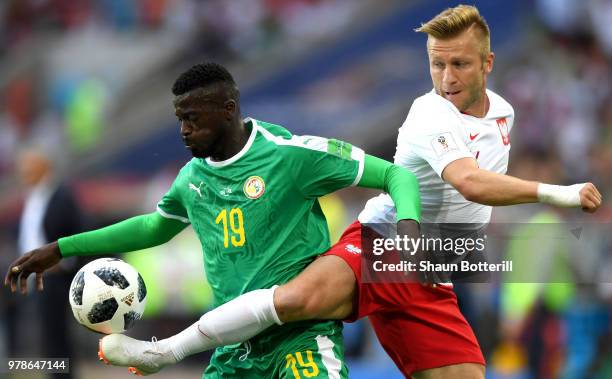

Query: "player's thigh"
left=412, top=363, right=485, bottom=379
left=275, top=255, right=356, bottom=321
left=277, top=326, right=348, bottom=379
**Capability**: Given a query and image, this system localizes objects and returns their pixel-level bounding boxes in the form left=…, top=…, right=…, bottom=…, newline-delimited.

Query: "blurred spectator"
left=65, top=79, right=108, bottom=152
left=9, top=145, right=85, bottom=379
left=494, top=149, right=611, bottom=379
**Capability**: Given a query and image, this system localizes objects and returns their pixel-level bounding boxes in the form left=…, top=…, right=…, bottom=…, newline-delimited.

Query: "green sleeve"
left=357, top=154, right=421, bottom=222
left=284, top=136, right=364, bottom=199
left=58, top=212, right=189, bottom=257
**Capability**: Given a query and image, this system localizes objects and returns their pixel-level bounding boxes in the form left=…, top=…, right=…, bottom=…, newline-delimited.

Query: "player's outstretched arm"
left=4, top=212, right=187, bottom=294
left=58, top=212, right=187, bottom=256
left=358, top=154, right=421, bottom=222
left=442, top=157, right=602, bottom=212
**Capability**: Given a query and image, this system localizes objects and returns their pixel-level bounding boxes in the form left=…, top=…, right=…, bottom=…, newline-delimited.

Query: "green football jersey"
left=157, top=118, right=364, bottom=306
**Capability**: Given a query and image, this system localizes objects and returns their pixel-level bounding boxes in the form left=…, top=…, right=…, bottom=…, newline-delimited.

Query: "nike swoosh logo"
left=469, top=133, right=479, bottom=141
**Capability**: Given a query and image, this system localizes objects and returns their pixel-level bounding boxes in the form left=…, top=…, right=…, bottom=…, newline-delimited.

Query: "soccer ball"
left=69, top=258, right=147, bottom=334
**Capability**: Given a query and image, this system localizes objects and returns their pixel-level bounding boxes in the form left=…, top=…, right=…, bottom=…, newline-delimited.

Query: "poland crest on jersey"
left=243, top=176, right=265, bottom=199
left=497, top=117, right=510, bottom=146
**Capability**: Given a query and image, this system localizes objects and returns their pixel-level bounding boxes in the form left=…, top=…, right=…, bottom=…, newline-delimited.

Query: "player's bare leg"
left=413, top=363, right=485, bottom=379
left=274, top=255, right=356, bottom=322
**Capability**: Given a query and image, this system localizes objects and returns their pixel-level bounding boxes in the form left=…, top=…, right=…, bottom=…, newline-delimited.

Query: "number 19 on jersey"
left=215, top=208, right=245, bottom=248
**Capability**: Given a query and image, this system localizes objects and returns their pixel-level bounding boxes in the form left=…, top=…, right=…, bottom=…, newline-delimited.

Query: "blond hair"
left=415, top=5, right=490, bottom=59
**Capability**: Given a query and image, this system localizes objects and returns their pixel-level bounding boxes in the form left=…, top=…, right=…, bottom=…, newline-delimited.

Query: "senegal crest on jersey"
left=243, top=176, right=265, bottom=199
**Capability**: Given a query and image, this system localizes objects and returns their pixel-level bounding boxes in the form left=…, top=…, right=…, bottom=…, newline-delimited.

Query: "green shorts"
left=203, top=320, right=348, bottom=379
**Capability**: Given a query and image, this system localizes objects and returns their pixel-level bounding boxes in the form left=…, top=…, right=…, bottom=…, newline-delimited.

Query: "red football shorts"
left=322, top=220, right=485, bottom=377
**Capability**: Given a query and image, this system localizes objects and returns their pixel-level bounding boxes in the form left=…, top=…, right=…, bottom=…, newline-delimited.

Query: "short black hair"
left=172, top=62, right=238, bottom=97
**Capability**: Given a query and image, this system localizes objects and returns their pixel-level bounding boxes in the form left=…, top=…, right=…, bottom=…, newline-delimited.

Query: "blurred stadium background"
left=1, top=0, right=611, bottom=378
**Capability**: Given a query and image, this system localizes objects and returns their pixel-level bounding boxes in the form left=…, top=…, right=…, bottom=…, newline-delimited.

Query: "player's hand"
left=4, top=241, right=63, bottom=294
left=579, top=183, right=602, bottom=213
left=396, top=219, right=420, bottom=243
left=397, top=219, right=432, bottom=284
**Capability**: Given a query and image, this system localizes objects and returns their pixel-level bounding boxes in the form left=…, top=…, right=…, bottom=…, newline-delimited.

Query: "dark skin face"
left=174, top=85, right=249, bottom=161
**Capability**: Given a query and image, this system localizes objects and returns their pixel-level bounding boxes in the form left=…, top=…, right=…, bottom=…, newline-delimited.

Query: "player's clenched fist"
left=579, top=182, right=603, bottom=213
left=4, top=241, right=62, bottom=294
left=537, top=182, right=603, bottom=213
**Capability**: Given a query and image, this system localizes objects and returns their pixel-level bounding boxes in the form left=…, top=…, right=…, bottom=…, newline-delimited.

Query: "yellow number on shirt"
left=215, top=208, right=245, bottom=248
left=285, top=351, right=319, bottom=379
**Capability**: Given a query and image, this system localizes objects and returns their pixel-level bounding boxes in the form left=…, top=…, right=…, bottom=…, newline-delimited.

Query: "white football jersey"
left=359, top=89, right=514, bottom=224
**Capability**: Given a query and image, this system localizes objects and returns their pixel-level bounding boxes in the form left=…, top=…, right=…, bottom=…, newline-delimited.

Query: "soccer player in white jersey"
left=87, top=5, right=601, bottom=379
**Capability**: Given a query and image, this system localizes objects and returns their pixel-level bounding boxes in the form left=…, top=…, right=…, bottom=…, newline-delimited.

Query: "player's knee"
left=273, top=256, right=355, bottom=322
left=274, top=284, right=323, bottom=323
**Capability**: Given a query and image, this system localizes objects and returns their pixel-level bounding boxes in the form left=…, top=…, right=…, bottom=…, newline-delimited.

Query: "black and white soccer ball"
left=69, top=258, right=147, bottom=334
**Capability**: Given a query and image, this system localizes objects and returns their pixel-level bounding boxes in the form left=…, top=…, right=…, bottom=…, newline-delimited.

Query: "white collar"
left=205, top=118, right=258, bottom=168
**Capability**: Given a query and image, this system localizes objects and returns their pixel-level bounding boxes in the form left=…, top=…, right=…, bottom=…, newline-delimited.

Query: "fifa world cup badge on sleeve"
left=431, top=133, right=459, bottom=158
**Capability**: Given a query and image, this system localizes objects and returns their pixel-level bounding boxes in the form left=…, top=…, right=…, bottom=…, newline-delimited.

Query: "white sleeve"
left=394, top=97, right=473, bottom=177
left=358, top=193, right=397, bottom=225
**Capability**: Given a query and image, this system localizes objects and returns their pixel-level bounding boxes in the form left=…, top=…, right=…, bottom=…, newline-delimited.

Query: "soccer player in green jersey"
left=5, top=62, right=421, bottom=378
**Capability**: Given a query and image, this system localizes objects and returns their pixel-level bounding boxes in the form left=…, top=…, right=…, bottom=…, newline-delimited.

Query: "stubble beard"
left=460, top=74, right=485, bottom=114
